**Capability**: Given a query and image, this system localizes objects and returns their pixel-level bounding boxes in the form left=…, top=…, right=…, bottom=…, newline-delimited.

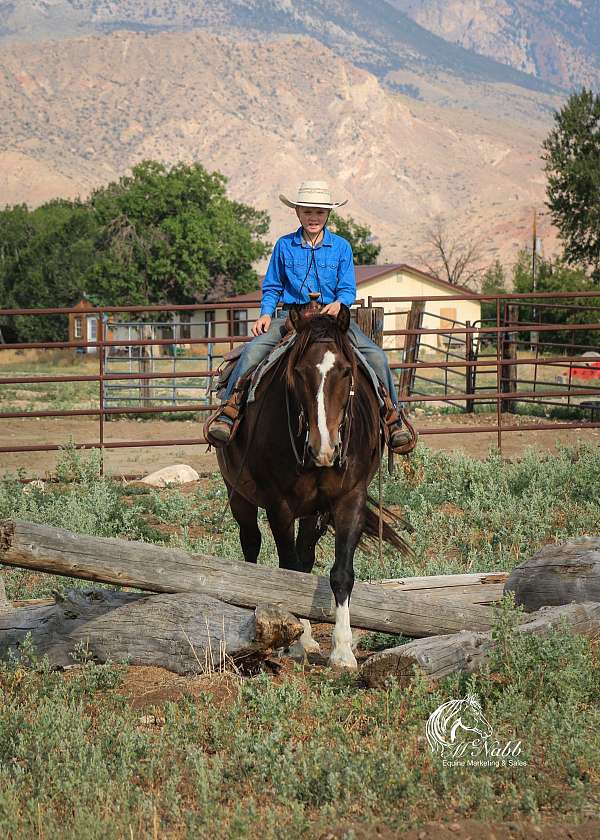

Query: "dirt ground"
left=324, top=818, right=600, bottom=839
left=1, top=412, right=599, bottom=478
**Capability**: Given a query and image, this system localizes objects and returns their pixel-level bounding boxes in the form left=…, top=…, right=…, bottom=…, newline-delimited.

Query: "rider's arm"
left=260, top=239, right=285, bottom=317
left=335, top=239, right=356, bottom=308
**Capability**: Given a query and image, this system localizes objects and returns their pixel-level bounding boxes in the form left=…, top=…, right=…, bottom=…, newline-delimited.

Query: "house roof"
left=220, top=263, right=477, bottom=303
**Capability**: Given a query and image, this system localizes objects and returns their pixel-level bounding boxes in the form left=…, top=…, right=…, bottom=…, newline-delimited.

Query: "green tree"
left=90, top=161, right=270, bottom=306
left=512, top=250, right=600, bottom=350
left=328, top=212, right=381, bottom=264
left=1, top=200, right=100, bottom=342
left=543, top=89, right=600, bottom=275
left=480, top=259, right=508, bottom=325
left=0, top=161, right=271, bottom=341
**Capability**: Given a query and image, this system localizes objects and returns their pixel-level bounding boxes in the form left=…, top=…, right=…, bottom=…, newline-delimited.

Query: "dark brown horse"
left=216, top=304, right=406, bottom=668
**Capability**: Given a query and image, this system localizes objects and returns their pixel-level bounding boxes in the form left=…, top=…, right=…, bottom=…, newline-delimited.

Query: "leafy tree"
left=1, top=200, right=99, bottom=342
left=328, top=211, right=381, bottom=264
left=512, top=250, right=600, bottom=350
left=480, top=259, right=508, bottom=326
left=89, top=161, right=270, bottom=306
left=0, top=161, right=271, bottom=341
left=543, top=89, right=600, bottom=275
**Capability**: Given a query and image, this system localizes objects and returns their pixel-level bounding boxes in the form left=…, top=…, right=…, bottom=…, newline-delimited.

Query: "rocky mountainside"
left=0, top=28, right=559, bottom=266
left=389, top=0, right=600, bottom=90
left=0, top=0, right=561, bottom=97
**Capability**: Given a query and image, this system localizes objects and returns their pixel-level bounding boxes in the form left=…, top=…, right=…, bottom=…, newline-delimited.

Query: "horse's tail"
left=361, top=494, right=414, bottom=556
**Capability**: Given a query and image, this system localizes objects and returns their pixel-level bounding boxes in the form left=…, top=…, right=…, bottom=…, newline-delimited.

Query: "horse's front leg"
left=266, top=501, right=299, bottom=571
left=329, top=488, right=365, bottom=669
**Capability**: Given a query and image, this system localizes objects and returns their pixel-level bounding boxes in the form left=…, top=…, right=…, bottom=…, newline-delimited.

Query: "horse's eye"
left=341, top=368, right=352, bottom=378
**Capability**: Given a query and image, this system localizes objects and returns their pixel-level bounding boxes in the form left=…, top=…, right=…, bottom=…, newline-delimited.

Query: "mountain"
left=0, top=27, right=559, bottom=267
left=0, top=0, right=561, bottom=97
left=389, top=0, right=600, bottom=90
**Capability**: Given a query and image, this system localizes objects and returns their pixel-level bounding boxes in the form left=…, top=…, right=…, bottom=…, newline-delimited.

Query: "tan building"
left=211, top=264, right=481, bottom=353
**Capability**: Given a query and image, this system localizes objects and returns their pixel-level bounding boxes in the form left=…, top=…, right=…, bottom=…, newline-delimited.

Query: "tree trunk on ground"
left=0, top=574, right=9, bottom=612
left=361, top=601, right=600, bottom=688
left=0, top=588, right=302, bottom=674
left=505, top=538, right=600, bottom=612
left=373, top=571, right=507, bottom=605
left=0, top=519, right=496, bottom=637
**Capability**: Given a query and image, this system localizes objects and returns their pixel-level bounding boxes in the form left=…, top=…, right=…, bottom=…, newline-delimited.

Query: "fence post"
left=355, top=306, right=384, bottom=348
left=501, top=303, right=518, bottom=413
left=465, top=321, right=475, bottom=413
left=139, top=325, right=154, bottom=407
left=398, top=300, right=425, bottom=400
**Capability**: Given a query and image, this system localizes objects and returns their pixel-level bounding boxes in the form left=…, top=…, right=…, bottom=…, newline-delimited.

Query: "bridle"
left=285, top=339, right=355, bottom=471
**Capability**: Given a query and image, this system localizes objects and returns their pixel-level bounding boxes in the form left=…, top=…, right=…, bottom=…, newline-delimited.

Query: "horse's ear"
left=337, top=304, right=351, bottom=333
left=289, top=305, right=302, bottom=332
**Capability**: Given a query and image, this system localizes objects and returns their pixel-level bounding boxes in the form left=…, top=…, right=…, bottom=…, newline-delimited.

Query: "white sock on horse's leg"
left=329, top=598, right=358, bottom=669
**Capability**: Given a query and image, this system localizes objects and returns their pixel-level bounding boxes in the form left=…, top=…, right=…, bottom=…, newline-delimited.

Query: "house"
left=213, top=264, right=481, bottom=352
left=67, top=298, right=103, bottom=352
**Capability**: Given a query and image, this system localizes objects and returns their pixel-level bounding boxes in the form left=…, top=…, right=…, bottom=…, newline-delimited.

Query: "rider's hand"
left=251, top=314, right=272, bottom=336
left=320, top=301, right=342, bottom=317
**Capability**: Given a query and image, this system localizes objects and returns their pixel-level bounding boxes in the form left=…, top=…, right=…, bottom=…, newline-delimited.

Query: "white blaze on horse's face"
left=315, top=350, right=337, bottom=467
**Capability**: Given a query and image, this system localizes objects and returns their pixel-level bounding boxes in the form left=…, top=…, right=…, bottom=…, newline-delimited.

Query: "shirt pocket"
left=284, top=257, right=309, bottom=285
left=315, top=258, right=337, bottom=284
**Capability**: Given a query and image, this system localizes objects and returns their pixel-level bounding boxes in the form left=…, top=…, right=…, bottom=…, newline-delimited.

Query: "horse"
left=216, top=303, right=408, bottom=669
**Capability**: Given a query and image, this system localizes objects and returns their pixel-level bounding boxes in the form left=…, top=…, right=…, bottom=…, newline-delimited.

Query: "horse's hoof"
left=328, top=649, right=358, bottom=670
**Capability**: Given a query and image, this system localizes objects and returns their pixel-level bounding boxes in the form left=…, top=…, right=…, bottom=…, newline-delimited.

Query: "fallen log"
left=0, top=574, right=9, bottom=612
left=0, top=519, right=495, bottom=637
left=0, top=587, right=302, bottom=674
left=505, top=537, right=600, bottom=612
left=372, top=571, right=507, bottom=605
left=361, top=601, right=600, bottom=688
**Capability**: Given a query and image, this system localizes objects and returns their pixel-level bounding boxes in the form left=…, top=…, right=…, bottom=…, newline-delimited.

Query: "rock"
left=140, top=464, right=199, bottom=487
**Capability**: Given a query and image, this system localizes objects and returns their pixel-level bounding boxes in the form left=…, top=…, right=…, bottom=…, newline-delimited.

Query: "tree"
left=421, top=215, right=485, bottom=288
left=0, top=161, right=272, bottom=341
left=480, top=259, right=508, bottom=325
left=328, top=212, right=381, bottom=264
left=512, top=250, right=600, bottom=350
left=543, top=89, right=600, bottom=275
left=89, top=161, right=271, bottom=306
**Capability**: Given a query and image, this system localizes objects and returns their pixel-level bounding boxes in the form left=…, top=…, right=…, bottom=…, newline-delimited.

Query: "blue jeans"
left=222, top=315, right=399, bottom=406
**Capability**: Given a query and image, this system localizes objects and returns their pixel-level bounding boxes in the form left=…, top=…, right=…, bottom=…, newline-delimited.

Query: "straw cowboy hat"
left=279, top=180, right=348, bottom=210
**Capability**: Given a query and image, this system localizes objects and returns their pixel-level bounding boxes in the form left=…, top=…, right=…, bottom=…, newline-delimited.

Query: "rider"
left=206, top=180, right=411, bottom=451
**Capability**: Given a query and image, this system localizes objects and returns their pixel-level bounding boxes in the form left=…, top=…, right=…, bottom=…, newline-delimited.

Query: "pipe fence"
left=1, top=291, right=599, bottom=475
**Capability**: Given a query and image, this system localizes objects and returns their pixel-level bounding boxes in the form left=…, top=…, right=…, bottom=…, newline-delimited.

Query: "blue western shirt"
left=259, top=226, right=356, bottom=317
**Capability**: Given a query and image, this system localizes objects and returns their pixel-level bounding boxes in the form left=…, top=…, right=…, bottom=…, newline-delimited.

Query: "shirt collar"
left=292, top=226, right=333, bottom=248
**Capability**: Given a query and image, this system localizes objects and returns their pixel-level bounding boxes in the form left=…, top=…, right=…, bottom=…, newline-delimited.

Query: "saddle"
left=205, top=295, right=418, bottom=456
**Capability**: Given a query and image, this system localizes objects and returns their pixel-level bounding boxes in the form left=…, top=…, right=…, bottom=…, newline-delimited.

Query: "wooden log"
left=361, top=601, right=600, bottom=688
left=0, top=588, right=303, bottom=674
left=373, top=571, right=507, bottom=605
left=0, top=519, right=496, bottom=637
left=0, top=574, right=9, bottom=612
left=505, top=537, right=600, bottom=612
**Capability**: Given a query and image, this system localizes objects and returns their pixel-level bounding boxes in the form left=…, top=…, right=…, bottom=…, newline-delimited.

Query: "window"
left=180, top=312, right=192, bottom=340
left=232, top=309, right=248, bottom=337
left=74, top=316, right=82, bottom=339
left=204, top=310, right=215, bottom=338
left=87, top=317, right=97, bottom=340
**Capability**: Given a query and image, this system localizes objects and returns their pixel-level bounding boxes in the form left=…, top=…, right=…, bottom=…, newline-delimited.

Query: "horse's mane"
left=285, top=315, right=358, bottom=391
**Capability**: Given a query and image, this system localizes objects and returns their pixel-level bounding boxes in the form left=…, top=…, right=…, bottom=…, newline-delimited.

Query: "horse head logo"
left=426, top=692, right=493, bottom=755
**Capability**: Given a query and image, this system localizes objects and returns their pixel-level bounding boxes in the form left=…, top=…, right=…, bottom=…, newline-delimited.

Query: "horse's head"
left=287, top=305, right=356, bottom=468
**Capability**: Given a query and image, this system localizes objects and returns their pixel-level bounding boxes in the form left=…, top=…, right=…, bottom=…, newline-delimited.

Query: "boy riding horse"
left=206, top=180, right=412, bottom=452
